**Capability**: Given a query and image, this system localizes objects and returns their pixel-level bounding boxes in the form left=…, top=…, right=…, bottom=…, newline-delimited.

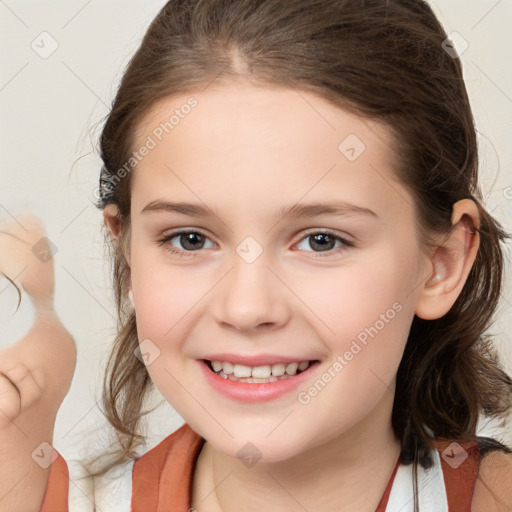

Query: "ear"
left=103, top=203, right=132, bottom=269
left=103, top=203, right=122, bottom=241
left=414, top=199, right=480, bottom=320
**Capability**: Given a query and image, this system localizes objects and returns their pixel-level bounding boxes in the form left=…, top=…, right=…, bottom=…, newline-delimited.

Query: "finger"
left=0, top=364, right=43, bottom=412
left=0, top=373, right=21, bottom=427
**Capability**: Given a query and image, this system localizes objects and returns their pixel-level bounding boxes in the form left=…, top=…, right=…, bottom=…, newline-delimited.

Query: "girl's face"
left=126, top=80, right=431, bottom=461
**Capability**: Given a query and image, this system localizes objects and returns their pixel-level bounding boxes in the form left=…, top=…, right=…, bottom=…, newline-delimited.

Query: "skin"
left=103, top=79, right=481, bottom=511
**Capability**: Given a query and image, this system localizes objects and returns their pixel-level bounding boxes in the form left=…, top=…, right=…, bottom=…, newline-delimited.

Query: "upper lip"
left=200, top=353, right=318, bottom=366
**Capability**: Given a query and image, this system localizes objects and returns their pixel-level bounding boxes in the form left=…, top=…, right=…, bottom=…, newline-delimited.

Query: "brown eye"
left=158, top=230, right=215, bottom=257
left=307, top=233, right=337, bottom=251
left=295, top=230, right=354, bottom=257
left=177, top=232, right=206, bottom=250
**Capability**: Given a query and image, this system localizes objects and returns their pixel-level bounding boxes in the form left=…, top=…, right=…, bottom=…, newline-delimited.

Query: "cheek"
left=129, top=253, right=197, bottom=404
left=129, top=246, right=203, bottom=337
left=294, top=265, right=412, bottom=433
left=297, top=250, right=410, bottom=336
left=295, top=248, right=415, bottom=382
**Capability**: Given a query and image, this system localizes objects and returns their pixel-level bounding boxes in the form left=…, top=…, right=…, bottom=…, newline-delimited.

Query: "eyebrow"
left=141, top=200, right=379, bottom=220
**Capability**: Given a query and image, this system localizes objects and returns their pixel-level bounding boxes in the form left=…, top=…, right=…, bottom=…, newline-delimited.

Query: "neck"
left=191, top=391, right=401, bottom=512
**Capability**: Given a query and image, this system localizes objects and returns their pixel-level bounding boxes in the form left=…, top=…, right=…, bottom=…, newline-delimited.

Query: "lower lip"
left=198, top=359, right=320, bottom=403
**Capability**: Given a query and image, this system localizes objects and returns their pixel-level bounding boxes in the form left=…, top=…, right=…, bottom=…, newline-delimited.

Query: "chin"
left=199, top=422, right=309, bottom=464
left=219, top=439, right=303, bottom=465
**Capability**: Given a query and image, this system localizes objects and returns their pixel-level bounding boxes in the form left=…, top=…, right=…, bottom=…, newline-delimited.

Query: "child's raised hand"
left=0, top=214, right=77, bottom=511
left=0, top=213, right=76, bottom=423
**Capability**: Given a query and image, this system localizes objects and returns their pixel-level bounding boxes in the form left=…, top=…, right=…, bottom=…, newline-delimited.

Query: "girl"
left=1, top=0, right=512, bottom=510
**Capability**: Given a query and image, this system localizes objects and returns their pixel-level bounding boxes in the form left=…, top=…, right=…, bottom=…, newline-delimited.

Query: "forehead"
left=130, top=81, right=412, bottom=222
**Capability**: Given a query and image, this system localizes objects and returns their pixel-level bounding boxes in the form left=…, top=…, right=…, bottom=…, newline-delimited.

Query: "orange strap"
left=435, top=439, right=480, bottom=511
left=39, top=450, right=69, bottom=512
left=131, top=424, right=205, bottom=511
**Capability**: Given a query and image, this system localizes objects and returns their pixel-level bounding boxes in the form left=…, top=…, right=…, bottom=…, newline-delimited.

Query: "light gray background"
left=0, top=0, right=511, bottom=461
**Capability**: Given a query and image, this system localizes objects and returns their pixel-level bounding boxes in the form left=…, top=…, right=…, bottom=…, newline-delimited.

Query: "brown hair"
left=86, top=0, right=512, bottom=493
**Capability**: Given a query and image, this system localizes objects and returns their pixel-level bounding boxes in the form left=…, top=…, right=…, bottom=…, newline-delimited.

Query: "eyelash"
left=157, top=228, right=354, bottom=259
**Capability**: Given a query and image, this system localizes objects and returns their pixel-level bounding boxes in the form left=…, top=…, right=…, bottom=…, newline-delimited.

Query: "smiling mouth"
left=202, top=359, right=320, bottom=383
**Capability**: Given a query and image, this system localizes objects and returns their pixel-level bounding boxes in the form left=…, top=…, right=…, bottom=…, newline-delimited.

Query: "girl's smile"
left=197, top=356, right=323, bottom=403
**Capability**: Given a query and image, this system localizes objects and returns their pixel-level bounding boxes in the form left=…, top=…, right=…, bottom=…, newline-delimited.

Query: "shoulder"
left=472, top=449, right=512, bottom=511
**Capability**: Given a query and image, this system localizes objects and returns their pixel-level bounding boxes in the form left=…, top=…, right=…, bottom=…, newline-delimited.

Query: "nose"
left=212, top=250, right=290, bottom=333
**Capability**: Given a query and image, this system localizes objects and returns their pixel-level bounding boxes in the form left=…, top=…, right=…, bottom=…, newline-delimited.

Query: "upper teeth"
left=211, top=360, right=310, bottom=378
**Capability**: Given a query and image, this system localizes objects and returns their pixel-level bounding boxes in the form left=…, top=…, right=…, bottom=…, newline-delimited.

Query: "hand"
left=0, top=213, right=76, bottom=429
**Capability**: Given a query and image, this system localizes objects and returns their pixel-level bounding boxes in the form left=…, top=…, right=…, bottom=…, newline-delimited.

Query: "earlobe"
left=415, top=199, right=480, bottom=321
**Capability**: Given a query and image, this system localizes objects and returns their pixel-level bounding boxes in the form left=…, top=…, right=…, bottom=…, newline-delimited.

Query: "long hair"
left=85, top=1, right=512, bottom=505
